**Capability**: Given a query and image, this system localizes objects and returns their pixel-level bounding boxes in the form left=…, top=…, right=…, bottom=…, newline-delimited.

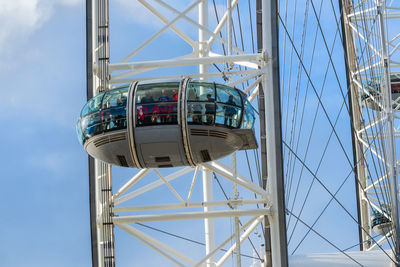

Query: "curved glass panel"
left=81, top=93, right=104, bottom=117
left=187, top=102, right=205, bottom=124
left=101, top=88, right=129, bottom=131
left=186, top=81, right=251, bottom=129
left=77, top=86, right=129, bottom=144
left=76, top=118, right=84, bottom=145
left=216, top=84, right=241, bottom=106
left=187, top=81, right=215, bottom=101
left=81, top=110, right=102, bottom=138
left=215, top=84, right=242, bottom=128
left=241, top=98, right=255, bottom=129
left=136, top=82, right=179, bottom=126
left=216, top=104, right=242, bottom=128
left=187, top=81, right=216, bottom=125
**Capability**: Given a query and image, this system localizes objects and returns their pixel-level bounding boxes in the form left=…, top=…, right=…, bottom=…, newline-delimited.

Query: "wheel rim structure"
left=340, top=0, right=400, bottom=256
left=278, top=0, right=399, bottom=265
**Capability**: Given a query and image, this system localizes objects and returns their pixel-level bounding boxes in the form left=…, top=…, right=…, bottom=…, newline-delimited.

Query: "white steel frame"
left=89, top=0, right=287, bottom=266
left=341, top=0, right=400, bottom=254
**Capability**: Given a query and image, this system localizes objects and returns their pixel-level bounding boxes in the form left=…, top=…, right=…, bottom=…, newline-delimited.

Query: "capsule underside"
left=77, top=79, right=257, bottom=168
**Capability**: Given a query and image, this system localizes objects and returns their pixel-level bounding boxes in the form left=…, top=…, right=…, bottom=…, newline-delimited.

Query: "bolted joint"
left=262, top=50, right=270, bottom=63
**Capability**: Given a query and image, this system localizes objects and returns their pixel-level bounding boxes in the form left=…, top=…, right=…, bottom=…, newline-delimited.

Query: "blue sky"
left=0, top=1, right=90, bottom=266
left=0, top=0, right=382, bottom=266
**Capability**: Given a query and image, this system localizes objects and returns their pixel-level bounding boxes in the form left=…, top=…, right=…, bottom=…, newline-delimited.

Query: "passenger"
left=158, top=89, right=171, bottom=123
left=116, top=98, right=121, bottom=106
left=141, top=91, right=155, bottom=103
left=192, top=96, right=202, bottom=124
left=120, top=95, right=127, bottom=106
left=101, top=102, right=111, bottom=130
left=170, top=89, right=178, bottom=123
left=113, top=96, right=127, bottom=129
left=205, top=94, right=216, bottom=125
left=224, top=95, right=237, bottom=127
left=158, top=89, right=171, bottom=102
left=171, top=89, right=178, bottom=101
left=140, top=91, right=155, bottom=125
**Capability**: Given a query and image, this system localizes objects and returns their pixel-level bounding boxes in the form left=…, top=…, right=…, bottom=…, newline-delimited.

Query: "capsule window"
left=100, top=87, right=129, bottom=132
left=215, top=104, right=242, bottom=128
left=76, top=119, right=84, bottom=145
left=136, top=83, right=179, bottom=126
left=187, top=81, right=215, bottom=101
left=187, top=81, right=216, bottom=125
left=216, top=85, right=241, bottom=106
left=81, top=93, right=104, bottom=117
left=215, top=85, right=242, bottom=128
left=241, top=98, right=255, bottom=129
left=82, top=111, right=102, bottom=138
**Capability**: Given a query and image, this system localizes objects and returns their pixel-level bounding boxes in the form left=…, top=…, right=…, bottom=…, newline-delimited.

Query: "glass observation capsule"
left=77, top=79, right=257, bottom=168
left=362, top=73, right=400, bottom=110
left=371, top=207, right=391, bottom=236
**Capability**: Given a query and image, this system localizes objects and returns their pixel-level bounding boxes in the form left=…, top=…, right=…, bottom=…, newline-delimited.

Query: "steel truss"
left=340, top=0, right=400, bottom=257
left=87, top=0, right=287, bottom=266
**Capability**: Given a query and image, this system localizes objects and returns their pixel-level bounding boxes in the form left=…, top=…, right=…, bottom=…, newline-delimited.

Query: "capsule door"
left=131, top=81, right=190, bottom=168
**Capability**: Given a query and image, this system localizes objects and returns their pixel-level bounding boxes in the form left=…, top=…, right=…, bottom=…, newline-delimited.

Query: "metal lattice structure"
left=83, top=0, right=400, bottom=266
left=86, top=0, right=287, bottom=266
left=340, top=0, right=400, bottom=256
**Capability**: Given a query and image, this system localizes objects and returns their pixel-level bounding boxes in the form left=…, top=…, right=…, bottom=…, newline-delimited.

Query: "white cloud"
left=114, top=0, right=164, bottom=28
left=0, top=0, right=82, bottom=58
left=0, top=0, right=49, bottom=49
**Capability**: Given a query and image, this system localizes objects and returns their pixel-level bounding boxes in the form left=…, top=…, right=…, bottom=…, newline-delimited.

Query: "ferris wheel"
left=79, top=0, right=400, bottom=266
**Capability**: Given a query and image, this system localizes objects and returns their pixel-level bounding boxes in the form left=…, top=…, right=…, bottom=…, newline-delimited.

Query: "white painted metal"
left=187, top=166, right=200, bottom=204
left=198, top=1, right=216, bottom=266
left=377, top=3, right=400, bottom=257
left=108, top=54, right=262, bottom=72
left=367, top=231, right=393, bottom=251
left=216, top=216, right=264, bottom=267
left=233, top=152, right=242, bottom=267
left=89, top=0, right=114, bottom=265
left=113, top=199, right=267, bottom=213
left=113, top=209, right=270, bottom=223
left=110, top=69, right=259, bottom=84
left=90, top=0, right=282, bottom=266
left=203, top=161, right=270, bottom=198
left=202, top=168, right=215, bottom=267
left=117, top=223, right=196, bottom=265
left=341, top=0, right=400, bottom=254
left=112, top=168, right=151, bottom=200
left=196, top=216, right=262, bottom=267
left=114, top=167, right=193, bottom=205
left=262, top=0, right=288, bottom=265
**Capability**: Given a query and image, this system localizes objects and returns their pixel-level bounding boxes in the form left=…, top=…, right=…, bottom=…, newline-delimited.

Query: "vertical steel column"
left=339, top=0, right=371, bottom=250
left=377, top=3, right=400, bottom=262
left=256, top=0, right=272, bottom=265
left=86, top=1, right=99, bottom=265
left=199, top=1, right=215, bottom=266
left=261, top=0, right=289, bottom=266
left=87, top=0, right=115, bottom=266
left=232, top=152, right=242, bottom=267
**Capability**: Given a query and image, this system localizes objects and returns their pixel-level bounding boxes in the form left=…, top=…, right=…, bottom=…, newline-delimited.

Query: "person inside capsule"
left=205, top=93, right=216, bottom=125
left=139, top=91, right=154, bottom=125
left=224, top=95, right=237, bottom=127
left=157, top=89, right=171, bottom=123
left=191, top=96, right=202, bottom=124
